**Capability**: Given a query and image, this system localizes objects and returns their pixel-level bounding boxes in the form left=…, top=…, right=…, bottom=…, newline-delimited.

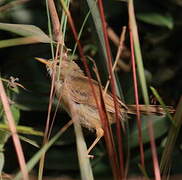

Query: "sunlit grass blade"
left=73, top=120, right=94, bottom=180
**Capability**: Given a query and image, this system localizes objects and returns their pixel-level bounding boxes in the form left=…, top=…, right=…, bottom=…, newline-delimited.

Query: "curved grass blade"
left=150, top=86, right=174, bottom=125
left=0, top=23, right=51, bottom=43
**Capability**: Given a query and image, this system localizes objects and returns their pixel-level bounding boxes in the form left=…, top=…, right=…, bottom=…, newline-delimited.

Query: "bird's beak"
left=35, top=57, right=52, bottom=68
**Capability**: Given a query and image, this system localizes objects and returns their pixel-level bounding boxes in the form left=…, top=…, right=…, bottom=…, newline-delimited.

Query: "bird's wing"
left=65, top=75, right=127, bottom=113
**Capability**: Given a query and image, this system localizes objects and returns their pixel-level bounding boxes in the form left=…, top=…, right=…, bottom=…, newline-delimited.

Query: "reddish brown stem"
left=129, top=30, right=145, bottom=168
left=148, top=119, right=161, bottom=180
left=48, top=0, right=63, bottom=43
left=98, top=0, right=124, bottom=179
left=0, top=80, right=29, bottom=180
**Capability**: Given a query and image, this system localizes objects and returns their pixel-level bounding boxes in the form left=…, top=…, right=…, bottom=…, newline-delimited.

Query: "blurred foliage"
left=0, top=0, right=182, bottom=179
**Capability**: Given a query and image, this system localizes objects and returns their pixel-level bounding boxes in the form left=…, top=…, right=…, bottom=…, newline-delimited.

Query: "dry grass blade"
left=0, top=37, right=46, bottom=48
left=160, top=97, right=182, bottom=177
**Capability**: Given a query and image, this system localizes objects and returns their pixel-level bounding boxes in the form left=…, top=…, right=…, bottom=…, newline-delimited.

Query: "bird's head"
left=35, top=57, right=84, bottom=79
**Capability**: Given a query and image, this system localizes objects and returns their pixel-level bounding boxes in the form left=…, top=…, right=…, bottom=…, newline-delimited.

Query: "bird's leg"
left=87, top=127, right=104, bottom=156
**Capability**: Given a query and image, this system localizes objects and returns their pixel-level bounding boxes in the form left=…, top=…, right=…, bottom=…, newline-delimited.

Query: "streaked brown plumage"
left=36, top=57, right=174, bottom=154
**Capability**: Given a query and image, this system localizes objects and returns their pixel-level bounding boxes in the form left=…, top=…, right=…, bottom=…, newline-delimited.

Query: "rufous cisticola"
left=36, top=57, right=174, bottom=154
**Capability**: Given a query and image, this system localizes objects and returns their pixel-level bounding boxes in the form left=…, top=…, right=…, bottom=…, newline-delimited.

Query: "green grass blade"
left=72, top=10, right=91, bottom=56
left=86, top=0, right=107, bottom=62
left=128, top=0, right=149, bottom=105
left=150, top=86, right=174, bottom=125
left=45, top=0, right=55, bottom=58
left=13, top=121, right=72, bottom=180
left=0, top=124, right=43, bottom=136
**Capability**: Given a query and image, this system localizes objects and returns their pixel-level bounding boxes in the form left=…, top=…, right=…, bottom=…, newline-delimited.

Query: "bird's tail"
left=127, top=105, right=175, bottom=115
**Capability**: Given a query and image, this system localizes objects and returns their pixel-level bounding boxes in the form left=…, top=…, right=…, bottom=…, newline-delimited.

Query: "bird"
left=36, top=57, right=174, bottom=154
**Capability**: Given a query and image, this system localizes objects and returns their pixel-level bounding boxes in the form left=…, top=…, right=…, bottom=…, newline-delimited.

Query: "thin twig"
left=107, top=26, right=131, bottom=72
left=104, top=26, right=127, bottom=94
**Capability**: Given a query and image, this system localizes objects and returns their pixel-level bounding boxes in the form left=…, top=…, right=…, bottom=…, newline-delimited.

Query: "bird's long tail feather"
left=127, top=105, right=175, bottom=115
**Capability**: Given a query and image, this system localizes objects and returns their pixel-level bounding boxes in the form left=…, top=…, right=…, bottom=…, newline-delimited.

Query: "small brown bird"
left=36, top=57, right=173, bottom=154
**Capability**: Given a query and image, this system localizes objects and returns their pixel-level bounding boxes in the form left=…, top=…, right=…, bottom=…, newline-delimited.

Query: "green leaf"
left=129, top=115, right=170, bottom=148
left=0, top=23, right=51, bottom=43
left=0, top=102, right=20, bottom=173
left=137, top=13, right=174, bottom=29
left=0, top=104, right=20, bottom=147
left=10, top=105, right=20, bottom=124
